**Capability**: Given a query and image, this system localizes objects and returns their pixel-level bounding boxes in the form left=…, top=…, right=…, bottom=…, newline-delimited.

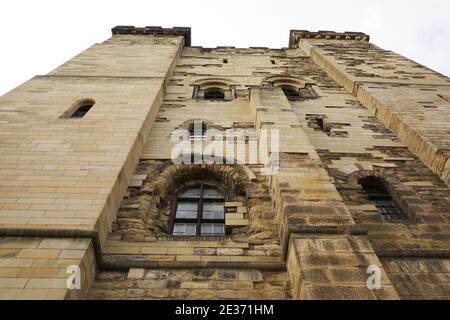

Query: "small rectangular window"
left=223, top=58, right=228, bottom=63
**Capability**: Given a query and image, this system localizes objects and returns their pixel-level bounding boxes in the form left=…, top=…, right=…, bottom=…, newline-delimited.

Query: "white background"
left=0, top=0, right=449, bottom=96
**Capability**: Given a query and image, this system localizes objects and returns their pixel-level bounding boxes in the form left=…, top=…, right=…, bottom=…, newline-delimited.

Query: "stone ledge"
left=289, top=30, right=370, bottom=48
left=112, top=25, right=191, bottom=46
left=101, top=255, right=286, bottom=271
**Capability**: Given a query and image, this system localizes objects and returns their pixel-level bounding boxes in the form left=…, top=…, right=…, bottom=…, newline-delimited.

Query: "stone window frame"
left=191, top=78, right=236, bottom=101
left=114, top=160, right=274, bottom=243
left=153, top=162, right=253, bottom=237
left=346, top=170, right=425, bottom=221
left=262, top=75, right=319, bottom=101
left=359, top=176, right=403, bottom=220
left=177, top=119, right=222, bottom=142
left=60, top=98, right=96, bottom=119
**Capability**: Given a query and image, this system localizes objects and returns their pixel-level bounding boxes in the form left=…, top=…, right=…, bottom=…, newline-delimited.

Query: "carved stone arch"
left=151, top=161, right=251, bottom=203
left=146, top=160, right=256, bottom=236
left=262, top=75, right=309, bottom=89
left=115, top=158, right=276, bottom=242
left=346, top=168, right=389, bottom=185
left=191, top=78, right=236, bottom=100
left=192, top=77, right=235, bottom=90
left=262, top=75, right=319, bottom=100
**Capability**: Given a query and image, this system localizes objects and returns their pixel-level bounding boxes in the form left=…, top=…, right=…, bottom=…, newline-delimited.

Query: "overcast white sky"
left=0, top=0, right=449, bottom=96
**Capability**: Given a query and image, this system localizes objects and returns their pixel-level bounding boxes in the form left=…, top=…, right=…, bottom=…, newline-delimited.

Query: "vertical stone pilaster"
left=249, top=87, right=396, bottom=299
left=0, top=237, right=96, bottom=300
left=288, top=235, right=399, bottom=300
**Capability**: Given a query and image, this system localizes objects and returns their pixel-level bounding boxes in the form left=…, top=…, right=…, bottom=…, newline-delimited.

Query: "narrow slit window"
left=64, top=99, right=95, bottom=119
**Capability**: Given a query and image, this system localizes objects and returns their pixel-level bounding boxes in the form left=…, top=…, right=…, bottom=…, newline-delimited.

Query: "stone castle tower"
left=0, top=26, right=449, bottom=300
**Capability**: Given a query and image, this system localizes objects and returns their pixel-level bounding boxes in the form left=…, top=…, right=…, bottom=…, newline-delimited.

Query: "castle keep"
left=0, top=26, right=449, bottom=300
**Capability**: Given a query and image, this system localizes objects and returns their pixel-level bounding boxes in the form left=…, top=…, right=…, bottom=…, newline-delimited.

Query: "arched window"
left=263, top=76, right=318, bottom=101
left=204, top=87, right=225, bottom=101
left=280, top=85, right=300, bottom=100
left=359, top=176, right=401, bottom=220
left=71, top=105, right=92, bottom=118
left=70, top=99, right=95, bottom=118
left=189, top=120, right=207, bottom=140
left=61, top=98, right=95, bottom=119
left=171, top=184, right=226, bottom=236
left=192, top=79, right=234, bottom=101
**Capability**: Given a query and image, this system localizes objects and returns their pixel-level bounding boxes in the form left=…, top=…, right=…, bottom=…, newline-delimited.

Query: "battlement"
left=112, top=25, right=191, bottom=46
left=289, top=30, right=370, bottom=48
left=111, top=27, right=369, bottom=49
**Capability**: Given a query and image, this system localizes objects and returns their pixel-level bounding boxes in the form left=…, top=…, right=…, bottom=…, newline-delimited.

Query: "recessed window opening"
left=359, top=176, right=402, bottom=220
left=72, top=105, right=92, bottom=118
left=64, top=98, right=95, bottom=119
left=189, top=121, right=207, bottom=141
left=204, top=87, right=225, bottom=100
left=281, top=85, right=300, bottom=100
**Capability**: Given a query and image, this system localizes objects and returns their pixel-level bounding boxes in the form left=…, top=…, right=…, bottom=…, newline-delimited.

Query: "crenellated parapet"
left=289, top=30, right=369, bottom=48
left=112, top=25, right=191, bottom=46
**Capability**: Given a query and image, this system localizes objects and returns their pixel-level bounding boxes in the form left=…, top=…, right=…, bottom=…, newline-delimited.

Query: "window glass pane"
left=203, top=202, right=224, bottom=220
left=176, top=202, right=198, bottom=219
left=173, top=223, right=197, bottom=236
left=203, top=187, right=225, bottom=199
left=201, top=223, right=212, bottom=235
left=201, top=223, right=225, bottom=236
left=378, top=206, right=400, bottom=215
left=213, top=223, right=225, bottom=235
left=179, top=188, right=202, bottom=198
